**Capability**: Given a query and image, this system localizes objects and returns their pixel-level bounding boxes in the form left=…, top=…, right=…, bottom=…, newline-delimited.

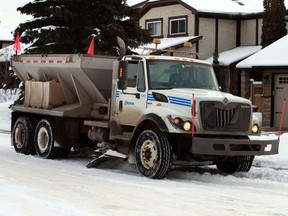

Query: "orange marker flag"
left=87, top=37, right=95, bottom=55
left=13, top=32, right=21, bottom=55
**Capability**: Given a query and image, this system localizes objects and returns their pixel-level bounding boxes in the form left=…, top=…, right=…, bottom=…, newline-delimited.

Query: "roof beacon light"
left=184, top=41, right=192, bottom=48
left=153, top=38, right=161, bottom=49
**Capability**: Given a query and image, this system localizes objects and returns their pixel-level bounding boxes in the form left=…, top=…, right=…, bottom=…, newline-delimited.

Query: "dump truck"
left=10, top=38, right=279, bottom=179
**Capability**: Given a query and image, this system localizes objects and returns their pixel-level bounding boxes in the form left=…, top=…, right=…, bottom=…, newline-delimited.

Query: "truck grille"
left=200, top=101, right=251, bottom=132
left=216, top=107, right=237, bottom=127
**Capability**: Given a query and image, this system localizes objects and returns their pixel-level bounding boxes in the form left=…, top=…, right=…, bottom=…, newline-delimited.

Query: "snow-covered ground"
left=0, top=91, right=288, bottom=216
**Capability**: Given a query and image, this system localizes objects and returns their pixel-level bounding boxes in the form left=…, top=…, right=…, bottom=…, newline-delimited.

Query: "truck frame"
left=10, top=39, right=279, bottom=179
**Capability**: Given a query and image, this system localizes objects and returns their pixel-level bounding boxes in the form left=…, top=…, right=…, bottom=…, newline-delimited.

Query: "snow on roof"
left=237, top=35, right=288, bottom=69
left=0, top=26, right=14, bottom=41
left=132, top=36, right=199, bottom=55
left=182, top=0, right=265, bottom=15
left=136, top=0, right=288, bottom=15
left=126, top=0, right=146, bottom=6
left=206, top=46, right=261, bottom=66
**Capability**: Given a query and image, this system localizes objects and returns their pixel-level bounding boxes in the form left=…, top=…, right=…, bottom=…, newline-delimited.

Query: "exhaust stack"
left=117, top=36, right=126, bottom=60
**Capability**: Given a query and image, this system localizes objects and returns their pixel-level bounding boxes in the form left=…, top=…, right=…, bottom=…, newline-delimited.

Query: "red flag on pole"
left=13, top=32, right=21, bottom=55
left=87, top=37, right=94, bottom=55
left=191, top=94, right=195, bottom=137
left=278, top=99, right=286, bottom=139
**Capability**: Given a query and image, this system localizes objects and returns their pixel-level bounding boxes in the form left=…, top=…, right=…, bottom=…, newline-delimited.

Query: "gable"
left=137, top=0, right=197, bottom=19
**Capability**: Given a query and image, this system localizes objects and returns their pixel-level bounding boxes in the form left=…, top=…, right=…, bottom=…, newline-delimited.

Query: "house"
left=132, top=0, right=268, bottom=59
left=0, top=26, right=14, bottom=86
left=237, top=35, right=288, bottom=128
left=130, top=0, right=288, bottom=98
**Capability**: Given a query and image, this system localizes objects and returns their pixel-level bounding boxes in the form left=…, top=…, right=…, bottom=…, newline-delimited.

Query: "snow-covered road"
left=0, top=132, right=288, bottom=216
left=0, top=92, right=288, bottom=216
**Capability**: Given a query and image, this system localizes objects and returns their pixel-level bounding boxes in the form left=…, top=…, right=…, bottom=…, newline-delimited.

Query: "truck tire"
left=135, top=130, right=172, bottom=179
left=216, top=155, right=254, bottom=173
left=11, top=117, right=35, bottom=155
left=34, top=119, right=61, bottom=159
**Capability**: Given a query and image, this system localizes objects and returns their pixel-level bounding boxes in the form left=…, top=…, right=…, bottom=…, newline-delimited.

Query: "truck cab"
left=107, top=55, right=278, bottom=178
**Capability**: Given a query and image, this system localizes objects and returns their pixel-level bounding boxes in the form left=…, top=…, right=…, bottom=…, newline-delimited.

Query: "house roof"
left=236, top=35, right=288, bottom=70
left=206, top=46, right=261, bottom=66
left=132, top=36, right=201, bottom=55
left=134, top=0, right=288, bottom=18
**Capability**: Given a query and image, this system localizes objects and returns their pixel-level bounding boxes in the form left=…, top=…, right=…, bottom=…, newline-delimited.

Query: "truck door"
left=274, top=74, right=288, bottom=128
left=115, top=60, right=147, bottom=125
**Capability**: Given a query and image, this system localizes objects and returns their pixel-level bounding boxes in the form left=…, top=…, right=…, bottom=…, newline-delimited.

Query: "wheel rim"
left=15, top=125, right=25, bottom=149
left=37, top=127, right=49, bottom=152
left=140, top=140, right=157, bottom=170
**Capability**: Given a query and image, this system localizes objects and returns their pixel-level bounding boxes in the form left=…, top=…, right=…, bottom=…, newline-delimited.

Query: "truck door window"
left=127, top=61, right=145, bottom=92
left=137, top=62, right=145, bottom=92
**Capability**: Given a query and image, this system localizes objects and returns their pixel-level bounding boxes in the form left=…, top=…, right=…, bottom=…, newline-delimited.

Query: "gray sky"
left=0, top=0, right=142, bottom=28
left=0, top=0, right=31, bottom=28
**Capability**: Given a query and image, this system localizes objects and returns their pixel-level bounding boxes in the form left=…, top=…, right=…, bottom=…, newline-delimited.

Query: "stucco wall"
left=139, top=5, right=195, bottom=37
left=218, top=19, right=237, bottom=53
left=241, top=19, right=258, bottom=45
left=198, top=18, right=215, bottom=60
left=258, top=19, right=263, bottom=45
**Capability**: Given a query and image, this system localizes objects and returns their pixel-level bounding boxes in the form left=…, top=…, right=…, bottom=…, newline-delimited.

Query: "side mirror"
left=118, top=60, right=128, bottom=90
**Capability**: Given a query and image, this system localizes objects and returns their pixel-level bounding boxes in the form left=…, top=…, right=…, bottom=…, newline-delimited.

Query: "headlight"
left=252, top=124, right=259, bottom=134
left=183, top=121, right=191, bottom=131
left=168, top=116, right=192, bottom=131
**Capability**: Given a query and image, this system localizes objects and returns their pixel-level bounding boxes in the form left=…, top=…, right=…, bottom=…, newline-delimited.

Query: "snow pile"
left=0, top=43, right=31, bottom=62
left=0, top=89, right=19, bottom=131
left=0, top=88, right=19, bottom=103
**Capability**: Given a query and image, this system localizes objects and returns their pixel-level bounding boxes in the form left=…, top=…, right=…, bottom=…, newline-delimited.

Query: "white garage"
left=237, top=35, right=288, bottom=129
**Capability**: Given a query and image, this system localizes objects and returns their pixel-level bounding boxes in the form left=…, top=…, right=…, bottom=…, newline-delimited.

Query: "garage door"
left=274, top=74, right=288, bottom=128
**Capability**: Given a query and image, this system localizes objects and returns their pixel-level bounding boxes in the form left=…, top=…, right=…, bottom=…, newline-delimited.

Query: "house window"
left=279, top=77, right=288, bottom=84
left=169, top=16, right=187, bottom=36
left=146, top=19, right=162, bottom=37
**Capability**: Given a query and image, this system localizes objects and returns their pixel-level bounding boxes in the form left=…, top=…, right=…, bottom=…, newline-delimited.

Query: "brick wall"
left=262, top=97, right=271, bottom=127
left=240, top=70, right=250, bottom=99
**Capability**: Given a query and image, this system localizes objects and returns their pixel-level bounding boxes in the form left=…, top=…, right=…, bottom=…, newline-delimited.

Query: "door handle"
left=119, top=100, right=123, bottom=112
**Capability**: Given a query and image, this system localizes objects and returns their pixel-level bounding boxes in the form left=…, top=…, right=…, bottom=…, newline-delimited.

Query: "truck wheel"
left=216, top=155, right=254, bottom=173
left=135, top=130, right=172, bottom=179
left=11, top=117, right=35, bottom=155
left=34, top=119, right=61, bottom=159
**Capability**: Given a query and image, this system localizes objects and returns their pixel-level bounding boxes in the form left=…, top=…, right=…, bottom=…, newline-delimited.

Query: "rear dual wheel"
left=34, top=119, right=70, bottom=159
left=12, top=117, right=35, bottom=155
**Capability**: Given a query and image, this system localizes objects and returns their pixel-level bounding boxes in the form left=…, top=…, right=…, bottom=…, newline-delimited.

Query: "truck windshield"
left=147, top=60, right=219, bottom=91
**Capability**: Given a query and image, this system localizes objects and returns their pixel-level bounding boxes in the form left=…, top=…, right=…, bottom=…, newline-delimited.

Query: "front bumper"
left=190, top=136, right=279, bottom=156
